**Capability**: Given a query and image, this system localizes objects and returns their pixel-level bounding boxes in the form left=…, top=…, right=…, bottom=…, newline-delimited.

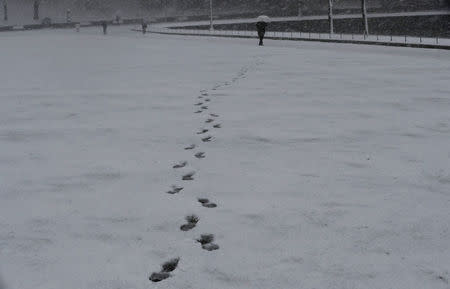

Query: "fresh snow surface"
left=0, top=26, right=449, bottom=289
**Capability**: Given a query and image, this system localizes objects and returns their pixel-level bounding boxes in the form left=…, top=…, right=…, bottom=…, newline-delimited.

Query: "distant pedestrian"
left=255, top=15, right=270, bottom=46
left=101, top=21, right=107, bottom=35
left=115, top=10, right=122, bottom=24
left=141, top=20, right=148, bottom=34
left=256, top=21, right=267, bottom=46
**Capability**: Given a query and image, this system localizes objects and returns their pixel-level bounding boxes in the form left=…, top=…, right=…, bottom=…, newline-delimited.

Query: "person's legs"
left=258, top=32, right=264, bottom=46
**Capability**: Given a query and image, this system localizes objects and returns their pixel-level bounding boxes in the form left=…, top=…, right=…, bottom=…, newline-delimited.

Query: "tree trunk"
left=33, top=0, right=40, bottom=20
left=328, top=0, right=333, bottom=34
left=361, top=0, right=369, bottom=35
left=3, top=1, right=7, bottom=21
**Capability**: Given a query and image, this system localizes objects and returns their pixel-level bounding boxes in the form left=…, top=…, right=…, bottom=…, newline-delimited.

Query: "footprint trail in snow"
left=150, top=58, right=262, bottom=282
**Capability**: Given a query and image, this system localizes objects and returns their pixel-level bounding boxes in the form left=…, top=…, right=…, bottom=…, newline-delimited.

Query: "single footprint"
left=195, top=152, right=205, bottom=159
left=195, top=110, right=202, bottom=114
left=167, top=185, right=183, bottom=194
left=201, top=106, right=208, bottom=110
left=201, top=92, right=208, bottom=96
left=173, top=161, right=187, bottom=169
left=161, top=258, right=180, bottom=273
left=197, top=234, right=220, bottom=251
left=180, top=215, right=199, bottom=231
left=185, top=144, right=196, bottom=150
left=202, top=136, right=212, bottom=142
left=198, top=198, right=218, bottom=208
left=195, top=102, right=203, bottom=106
left=198, top=96, right=203, bottom=99
left=203, top=243, right=220, bottom=251
left=149, top=258, right=180, bottom=282
left=197, top=129, right=209, bottom=135
left=198, top=198, right=209, bottom=204
left=197, top=234, right=214, bottom=245
left=203, top=203, right=218, bottom=208
left=205, top=119, right=214, bottom=123
left=149, top=272, right=170, bottom=283
left=213, top=124, right=222, bottom=129
left=205, top=99, right=211, bottom=102
left=210, top=113, right=219, bottom=117
left=182, top=171, right=195, bottom=181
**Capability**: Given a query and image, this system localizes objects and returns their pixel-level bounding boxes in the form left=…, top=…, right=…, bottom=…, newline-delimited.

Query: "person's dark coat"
left=256, top=21, right=268, bottom=46
left=142, top=22, right=148, bottom=34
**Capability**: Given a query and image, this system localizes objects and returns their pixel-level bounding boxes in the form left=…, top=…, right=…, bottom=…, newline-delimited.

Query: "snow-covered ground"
left=0, top=26, right=449, bottom=289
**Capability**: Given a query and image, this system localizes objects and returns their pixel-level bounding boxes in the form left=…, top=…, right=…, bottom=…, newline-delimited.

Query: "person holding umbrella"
left=256, top=15, right=270, bottom=46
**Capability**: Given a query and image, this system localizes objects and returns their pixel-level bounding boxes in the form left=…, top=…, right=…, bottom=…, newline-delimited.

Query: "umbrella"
left=256, top=15, right=271, bottom=23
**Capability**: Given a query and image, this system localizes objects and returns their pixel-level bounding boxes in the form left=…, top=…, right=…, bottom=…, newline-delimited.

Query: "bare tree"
left=328, top=0, right=333, bottom=34
left=361, top=0, right=369, bottom=35
left=298, top=0, right=305, bottom=17
left=33, top=0, right=40, bottom=20
left=2, top=0, right=7, bottom=22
